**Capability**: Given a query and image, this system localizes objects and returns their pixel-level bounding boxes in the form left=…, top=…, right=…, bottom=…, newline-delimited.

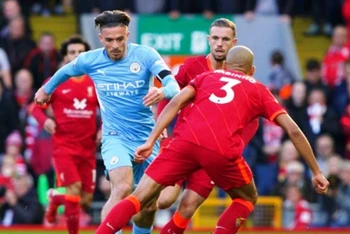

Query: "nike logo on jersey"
left=106, top=222, right=115, bottom=231
left=97, top=69, right=105, bottom=76
left=73, top=98, right=87, bottom=110
left=62, top=89, right=71, bottom=94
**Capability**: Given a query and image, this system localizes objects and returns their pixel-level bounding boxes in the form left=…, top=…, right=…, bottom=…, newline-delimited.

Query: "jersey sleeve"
left=147, top=47, right=171, bottom=76
left=175, top=63, right=190, bottom=89
left=44, top=53, right=87, bottom=94
left=189, top=73, right=205, bottom=90
left=259, top=85, right=286, bottom=121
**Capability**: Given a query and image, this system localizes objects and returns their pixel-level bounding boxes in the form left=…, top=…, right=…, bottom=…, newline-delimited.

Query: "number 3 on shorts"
left=209, top=77, right=241, bottom=104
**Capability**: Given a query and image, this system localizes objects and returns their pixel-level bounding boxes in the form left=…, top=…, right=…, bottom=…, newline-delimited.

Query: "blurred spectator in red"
left=284, top=184, right=312, bottom=230
left=0, top=173, right=43, bottom=225
left=24, top=32, right=61, bottom=90
left=0, top=79, right=19, bottom=155
left=322, top=26, right=350, bottom=89
left=340, top=103, right=350, bottom=159
left=0, top=16, right=36, bottom=77
left=303, top=58, right=331, bottom=103
left=13, top=69, right=34, bottom=134
left=0, top=47, right=11, bottom=89
left=342, top=0, right=350, bottom=41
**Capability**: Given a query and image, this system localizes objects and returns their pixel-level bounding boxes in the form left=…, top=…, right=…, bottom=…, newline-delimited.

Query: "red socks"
left=64, top=195, right=81, bottom=234
left=95, top=195, right=141, bottom=234
left=52, top=194, right=65, bottom=206
left=214, top=198, right=254, bottom=234
left=160, top=211, right=190, bottom=234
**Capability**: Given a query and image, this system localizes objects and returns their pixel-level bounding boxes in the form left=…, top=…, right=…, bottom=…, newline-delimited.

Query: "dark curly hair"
left=94, top=10, right=131, bottom=31
left=60, top=35, right=91, bottom=57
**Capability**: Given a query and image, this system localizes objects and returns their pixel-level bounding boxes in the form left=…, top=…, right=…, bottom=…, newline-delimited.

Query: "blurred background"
left=1, top=0, right=350, bottom=232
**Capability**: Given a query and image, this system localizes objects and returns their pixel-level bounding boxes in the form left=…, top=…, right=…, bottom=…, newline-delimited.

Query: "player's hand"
left=311, top=173, right=330, bottom=195
left=134, top=142, right=154, bottom=163
left=159, top=128, right=168, bottom=141
left=44, top=118, right=56, bottom=134
left=143, top=87, right=165, bottom=106
left=35, top=87, right=51, bottom=106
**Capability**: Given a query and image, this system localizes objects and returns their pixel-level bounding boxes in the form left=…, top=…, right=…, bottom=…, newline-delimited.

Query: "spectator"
left=244, top=0, right=295, bottom=24
left=322, top=26, right=350, bottom=89
left=273, top=160, right=316, bottom=202
left=299, top=88, right=341, bottom=152
left=31, top=0, right=64, bottom=16
left=0, top=47, right=11, bottom=89
left=304, top=0, right=344, bottom=36
left=314, top=134, right=339, bottom=177
left=267, top=50, right=295, bottom=99
left=24, top=32, right=61, bottom=90
left=285, top=81, right=307, bottom=127
left=0, top=79, right=19, bottom=155
left=331, top=160, right=350, bottom=227
left=0, top=16, right=36, bottom=76
left=303, top=58, right=331, bottom=103
left=13, top=69, right=34, bottom=134
left=277, top=140, right=300, bottom=182
left=284, top=185, right=313, bottom=230
left=168, top=0, right=214, bottom=19
left=0, top=0, right=32, bottom=38
left=0, top=173, right=43, bottom=225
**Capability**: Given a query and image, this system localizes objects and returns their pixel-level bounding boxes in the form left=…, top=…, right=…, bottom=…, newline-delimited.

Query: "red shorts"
left=146, top=140, right=253, bottom=192
left=53, top=150, right=96, bottom=193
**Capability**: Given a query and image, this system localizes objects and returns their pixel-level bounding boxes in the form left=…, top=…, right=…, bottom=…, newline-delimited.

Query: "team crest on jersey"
left=87, top=86, right=94, bottom=97
left=130, top=63, right=141, bottom=73
left=110, top=156, right=119, bottom=165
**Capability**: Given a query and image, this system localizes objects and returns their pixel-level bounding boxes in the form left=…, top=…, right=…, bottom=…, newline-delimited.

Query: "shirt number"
left=209, top=77, right=241, bottom=104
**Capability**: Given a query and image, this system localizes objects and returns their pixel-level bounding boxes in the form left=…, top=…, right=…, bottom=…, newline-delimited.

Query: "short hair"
left=94, top=10, right=131, bottom=31
left=60, top=35, right=91, bottom=57
left=306, top=59, right=321, bottom=71
left=271, top=50, right=284, bottom=65
left=210, top=18, right=236, bottom=38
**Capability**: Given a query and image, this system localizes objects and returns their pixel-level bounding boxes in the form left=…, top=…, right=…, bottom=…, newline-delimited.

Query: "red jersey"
left=173, top=70, right=286, bottom=156
left=31, top=75, right=99, bottom=156
left=293, top=200, right=312, bottom=230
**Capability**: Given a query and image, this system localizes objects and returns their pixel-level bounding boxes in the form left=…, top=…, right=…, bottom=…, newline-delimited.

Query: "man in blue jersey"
left=34, top=10, right=180, bottom=234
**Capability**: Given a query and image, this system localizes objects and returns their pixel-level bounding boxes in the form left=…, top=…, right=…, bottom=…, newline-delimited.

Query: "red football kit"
left=160, top=55, right=259, bottom=198
left=147, top=69, right=286, bottom=191
left=31, top=75, right=99, bottom=192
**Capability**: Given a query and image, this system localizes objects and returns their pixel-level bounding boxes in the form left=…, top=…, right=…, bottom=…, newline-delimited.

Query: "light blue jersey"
left=44, top=42, right=179, bottom=181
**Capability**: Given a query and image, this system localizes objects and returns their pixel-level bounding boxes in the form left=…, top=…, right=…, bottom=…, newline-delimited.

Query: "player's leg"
left=79, top=156, right=96, bottom=211
left=46, top=153, right=82, bottom=234
left=100, top=137, right=134, bottom=221
left=201, top=154, right=257, bottom=234
left=161, top=169, right=214, bottom=234
left=96, top=140, right=199, bottom=234
left=157, top=183, right=182, bottom=210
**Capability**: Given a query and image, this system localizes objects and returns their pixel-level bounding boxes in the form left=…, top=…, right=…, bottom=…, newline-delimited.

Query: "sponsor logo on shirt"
left=96, top=81, right=146, bottom=97
left=73, top=98, right=87, bottom=110
left=63, top=98, right=94, bottom=118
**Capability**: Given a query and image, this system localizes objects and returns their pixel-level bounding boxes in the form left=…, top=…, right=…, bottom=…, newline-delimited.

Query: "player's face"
left=99, top=26, right=129, bottom=61
left=65, top=43, right=86, bottom=63
left=208, top=26, right=237, bottom=62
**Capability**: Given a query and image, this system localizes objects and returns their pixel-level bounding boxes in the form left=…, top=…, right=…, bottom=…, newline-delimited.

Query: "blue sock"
left=132, top=223, right=153, bottom=234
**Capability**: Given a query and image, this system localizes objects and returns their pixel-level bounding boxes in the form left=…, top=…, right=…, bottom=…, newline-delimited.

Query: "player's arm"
left=35, top=54, right=87, bottom=105
left=143, top=48, right=180, bottom=106
left=135, top=86, right=195, bottom=160
left=28, top=102, right=56, bottom=134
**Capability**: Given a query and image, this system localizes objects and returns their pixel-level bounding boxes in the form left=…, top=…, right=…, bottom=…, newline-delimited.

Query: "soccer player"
left=34, top=10, right=180, bottom=234
left=95, top=45, right=330, bottom=234
left=30, top=35, right=97, bottom=234
left=156, top=18, right=259, bottom=233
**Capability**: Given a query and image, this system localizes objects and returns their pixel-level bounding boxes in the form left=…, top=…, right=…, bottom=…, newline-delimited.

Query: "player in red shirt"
left=29, top=35, right=99, bottom=234
left=157, top=18, right=259, bottom=233
left=95, top=46, right=329, bottom=234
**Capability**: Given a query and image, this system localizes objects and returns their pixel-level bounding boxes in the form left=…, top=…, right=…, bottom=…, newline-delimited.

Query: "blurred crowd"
left=1, top=0, right=350, bottom=229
